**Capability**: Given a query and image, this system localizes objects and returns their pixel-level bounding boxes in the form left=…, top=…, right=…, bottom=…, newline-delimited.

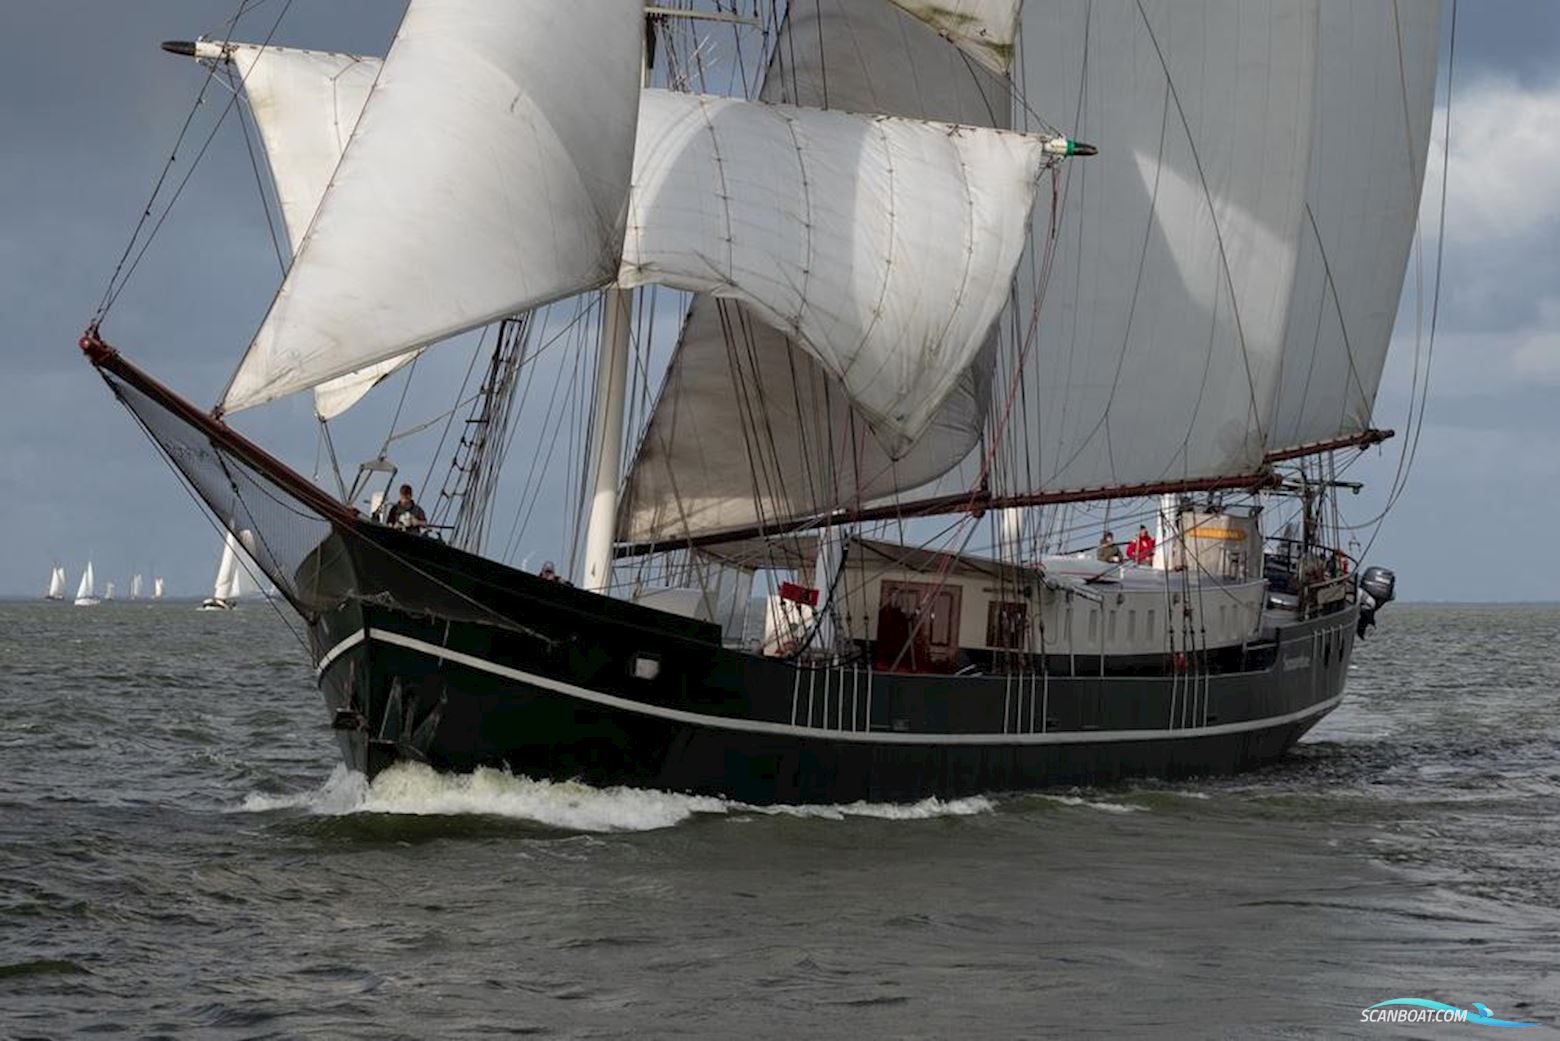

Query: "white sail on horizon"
left=212, top=535, right=240, bottom=602
left=47, top=565, right=67, bottom=599
left=75, top=562, right=95, bottom=602
left=153, top=577, right=166, bottom=600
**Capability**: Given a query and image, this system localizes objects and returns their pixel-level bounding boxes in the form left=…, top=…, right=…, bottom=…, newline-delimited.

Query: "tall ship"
left=81, top=1, right=1441, bottom=803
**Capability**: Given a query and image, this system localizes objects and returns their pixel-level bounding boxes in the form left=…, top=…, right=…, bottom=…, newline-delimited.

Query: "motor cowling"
left=1356, top=565, right=1395, bottom=639
left=1359, top=566, right=1396, bottom=606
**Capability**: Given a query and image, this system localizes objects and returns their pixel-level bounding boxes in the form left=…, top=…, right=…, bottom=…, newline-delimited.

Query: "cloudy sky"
left=1, top=1, right=1555, bottom=601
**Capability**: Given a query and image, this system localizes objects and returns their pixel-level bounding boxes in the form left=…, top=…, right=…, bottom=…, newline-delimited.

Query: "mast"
left=579, top=23, right=653, bottom=593
left=580, top=290, right=632, bottom=591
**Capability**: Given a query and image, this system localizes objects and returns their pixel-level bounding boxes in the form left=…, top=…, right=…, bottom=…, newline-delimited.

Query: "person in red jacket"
left=1127, top=524, right=1156, bottom=565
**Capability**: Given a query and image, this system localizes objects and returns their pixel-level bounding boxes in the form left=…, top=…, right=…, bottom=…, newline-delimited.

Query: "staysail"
left=221, top=43, right=412, bottom=421
left=617, top=0, right=1015, bottom=546
left=1266, top=2, right=1441, bottom=455
left=221, top=0, right=644, bottom=414
left=621, top=89, right=1047, bottom=451
left=992, top=0, right=1320, bottom=499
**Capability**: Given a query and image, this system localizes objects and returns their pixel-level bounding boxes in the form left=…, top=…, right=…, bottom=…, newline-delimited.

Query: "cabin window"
left=1128, top=610, right=1137, bottom=641
left=1087, top=610, right=1097, bottom=642
left=1064, top=607, right=1074, bottom=641
left=1147, top=609, right=1155, bottom=637
left=1108, top=610, right=1118, bottom=642
left=986, top=601, right=1028, bottom=649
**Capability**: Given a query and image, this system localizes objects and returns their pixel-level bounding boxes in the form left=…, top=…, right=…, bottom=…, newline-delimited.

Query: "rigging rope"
left=92, top=0, right=295, bottom=327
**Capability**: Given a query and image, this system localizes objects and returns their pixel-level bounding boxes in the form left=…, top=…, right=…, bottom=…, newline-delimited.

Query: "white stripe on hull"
left=316, top=628, right=1343, bottom=748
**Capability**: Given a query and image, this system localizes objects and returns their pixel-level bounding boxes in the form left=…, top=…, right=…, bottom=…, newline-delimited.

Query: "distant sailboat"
left=46, top=565, right=67, bottom=600
left=104, top=581, right=116, bottom=601
left=73, top=562, right=100, bottom=607
left=130, top=573, right=144, bottom=599
left=199, top=532, right=253, bottom=610
left=153, top=577, right=165, bottom=600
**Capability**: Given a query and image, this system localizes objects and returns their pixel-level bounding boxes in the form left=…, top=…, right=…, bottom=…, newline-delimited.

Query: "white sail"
left=1267, top=2, right=1441, bottom=453
left=618, top=0, right=1013, bottom=544
left=622, top=89, right=1048, bottom=453
left=104, top=581, right=116, bottom=601
left=76, top=563, right=94, bottom=600
left=153, top=577, right=166, bottom=600
left=212, top=536, right=241, bottom=603
left=130, top=574, right=143, bottom=599
left=222, top=43, right=412, bottom=420
left=621, top=309, right=995, bottom=544
left=47, top=566, right=66, bottom=599
left=222, top=0, right=644, bottom=415
left=887, top=0, right=1021, bottom=73
left=998, top=0, right=1320, bottom=496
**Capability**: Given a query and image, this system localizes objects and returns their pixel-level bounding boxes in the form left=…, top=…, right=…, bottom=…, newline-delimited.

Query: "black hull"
left=81, top=341, right=1357, bottom=805
left=309, top=527, right=1355, bottom=805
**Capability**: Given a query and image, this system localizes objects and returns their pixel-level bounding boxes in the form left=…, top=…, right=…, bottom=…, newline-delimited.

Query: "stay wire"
left=95, top=0, right=295, bottom=325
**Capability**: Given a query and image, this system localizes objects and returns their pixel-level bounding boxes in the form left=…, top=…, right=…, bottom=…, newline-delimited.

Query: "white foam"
left=738, top=795, right=994, bottom=821
left=240, top=764, right=993, bottom=832
left=1037, top=794, right=1142, bottom=814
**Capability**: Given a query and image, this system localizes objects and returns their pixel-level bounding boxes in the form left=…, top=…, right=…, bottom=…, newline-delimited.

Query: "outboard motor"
left=1356, top=565, right=1396, bottom=638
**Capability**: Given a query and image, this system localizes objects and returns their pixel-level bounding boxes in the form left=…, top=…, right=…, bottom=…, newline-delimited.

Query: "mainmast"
left=579, top=6, right=746, bottom=593
left=580, top=288, right=633, bottom=591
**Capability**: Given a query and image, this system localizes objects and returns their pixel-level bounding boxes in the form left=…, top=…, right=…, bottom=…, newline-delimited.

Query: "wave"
left=240, top=763, right=992, bottom=833
left=1035, top=793, right=1142, bottom=814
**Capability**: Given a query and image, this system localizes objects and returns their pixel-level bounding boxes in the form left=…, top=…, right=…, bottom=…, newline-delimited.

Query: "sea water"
left=2, top=601, right=1557, bottom=1037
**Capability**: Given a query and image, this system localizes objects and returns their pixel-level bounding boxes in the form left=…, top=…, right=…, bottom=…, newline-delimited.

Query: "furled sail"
left=995, top=0, right=1320, bottom=498
left=1266, top=2, right=1441, bottom=455
left=223, top=43, right=413, bottom=421
left=886, top=0, right=1021, bottom=74
left=221, top=0, right=643, bottom=415
left=621, top=89, right=1048, bottom=450
left=617, top=0, right=1014, bottom=546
